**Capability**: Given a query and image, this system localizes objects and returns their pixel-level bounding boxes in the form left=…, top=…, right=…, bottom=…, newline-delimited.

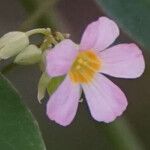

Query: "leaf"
left=47, top=76, right=65, bottom=95
left=96, top=0, right=150, bottom=50
left=0, top=74, right=46, bottom=150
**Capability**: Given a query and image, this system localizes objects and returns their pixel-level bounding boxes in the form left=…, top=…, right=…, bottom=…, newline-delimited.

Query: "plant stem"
left=103, top=118, right=145, bottom=150
left=26, top=28, right=51, bottom=36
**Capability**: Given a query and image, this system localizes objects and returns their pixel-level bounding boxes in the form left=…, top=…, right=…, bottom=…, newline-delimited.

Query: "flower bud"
left=0, top=31, right=29, bottom=59
left=14, top=44, right=42, bottom=65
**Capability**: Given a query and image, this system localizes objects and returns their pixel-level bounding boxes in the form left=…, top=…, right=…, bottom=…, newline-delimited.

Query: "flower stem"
left=103, top=118, right=145, bottom=150
left=26, top=28, right=51, bottom=37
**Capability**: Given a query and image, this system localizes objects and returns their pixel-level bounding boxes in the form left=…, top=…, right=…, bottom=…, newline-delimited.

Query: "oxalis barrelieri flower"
left=46, top=17, right=145, bottom=126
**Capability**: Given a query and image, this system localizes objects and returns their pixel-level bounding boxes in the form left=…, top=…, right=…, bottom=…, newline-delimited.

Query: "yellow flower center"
left=69, top=50, right=101, bottom=84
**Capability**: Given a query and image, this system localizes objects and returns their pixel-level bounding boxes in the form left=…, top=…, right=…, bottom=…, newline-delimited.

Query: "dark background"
left=0, top=0, right=150, bottom=149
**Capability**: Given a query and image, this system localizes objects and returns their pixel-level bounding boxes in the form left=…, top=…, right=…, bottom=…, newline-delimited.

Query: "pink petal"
left=100, top=44, right=145, bottom=78
left=46, top=76, right=81, bottom=126
left=82, top=74, right=127, bottom=123
left=46, top=39, right=78, bottom=77
left=80, top=17, right=119, bottom=51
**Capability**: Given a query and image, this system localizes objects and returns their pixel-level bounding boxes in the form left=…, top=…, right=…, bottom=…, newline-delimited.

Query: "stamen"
left=76, top=65, right=81, bottom=70
left=78, top=58, right=84, bottom=64
left=69, top=50, right=101, bottom=84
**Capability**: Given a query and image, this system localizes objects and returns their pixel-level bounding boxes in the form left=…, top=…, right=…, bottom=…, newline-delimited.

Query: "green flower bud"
left=0, top=31, right=29, bottom=59
left=14, top=44, right=42, bottom=65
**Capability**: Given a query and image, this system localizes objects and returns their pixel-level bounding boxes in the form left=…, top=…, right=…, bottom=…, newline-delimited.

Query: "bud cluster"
left=0, top=28, right=69, bottom=65
left=0, top=28, right=69, bottom=102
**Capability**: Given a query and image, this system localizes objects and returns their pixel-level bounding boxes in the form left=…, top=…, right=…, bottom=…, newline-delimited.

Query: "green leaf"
left=0, top=74, right=46, bottom=150
left=96, top=0, right=150, bottom=50
left=47, top=76, right=65, bottom=95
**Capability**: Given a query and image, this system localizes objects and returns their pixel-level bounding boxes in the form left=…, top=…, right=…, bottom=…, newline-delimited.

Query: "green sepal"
left=47, top=76, right=65, bottom=95
left=37, top=72, right=51, bottom=103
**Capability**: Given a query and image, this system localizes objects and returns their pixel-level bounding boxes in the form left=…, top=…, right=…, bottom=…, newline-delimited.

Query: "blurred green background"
left=0, top=0, right=150, bottom=150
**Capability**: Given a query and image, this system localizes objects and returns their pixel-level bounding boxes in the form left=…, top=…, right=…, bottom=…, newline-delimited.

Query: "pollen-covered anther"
left=69, top=50, right=101, bottom=83
left=78, top=58, right=84, bottom=64
left=76, top=65, right=81, bottom=70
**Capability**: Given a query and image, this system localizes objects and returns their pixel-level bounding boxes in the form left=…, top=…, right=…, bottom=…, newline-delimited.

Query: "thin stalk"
left=26, top=28, right=51, bottom=36
left=103, top=118, right=145, bottom=150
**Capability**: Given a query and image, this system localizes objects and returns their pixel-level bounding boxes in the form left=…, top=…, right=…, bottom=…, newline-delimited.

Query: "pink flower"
left=46, top=17, right=145, bottom=126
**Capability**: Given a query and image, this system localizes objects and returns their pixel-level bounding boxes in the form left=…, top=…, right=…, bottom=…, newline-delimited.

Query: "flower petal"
left=82, top=74, right=127, bottom=123
left=80, top=17, right=119, bottom=51
left=46, top=39, right=78, bottom=77
left=100, top=44, right=145, bottom=78
left=46, top=76, right=81, bottom=126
